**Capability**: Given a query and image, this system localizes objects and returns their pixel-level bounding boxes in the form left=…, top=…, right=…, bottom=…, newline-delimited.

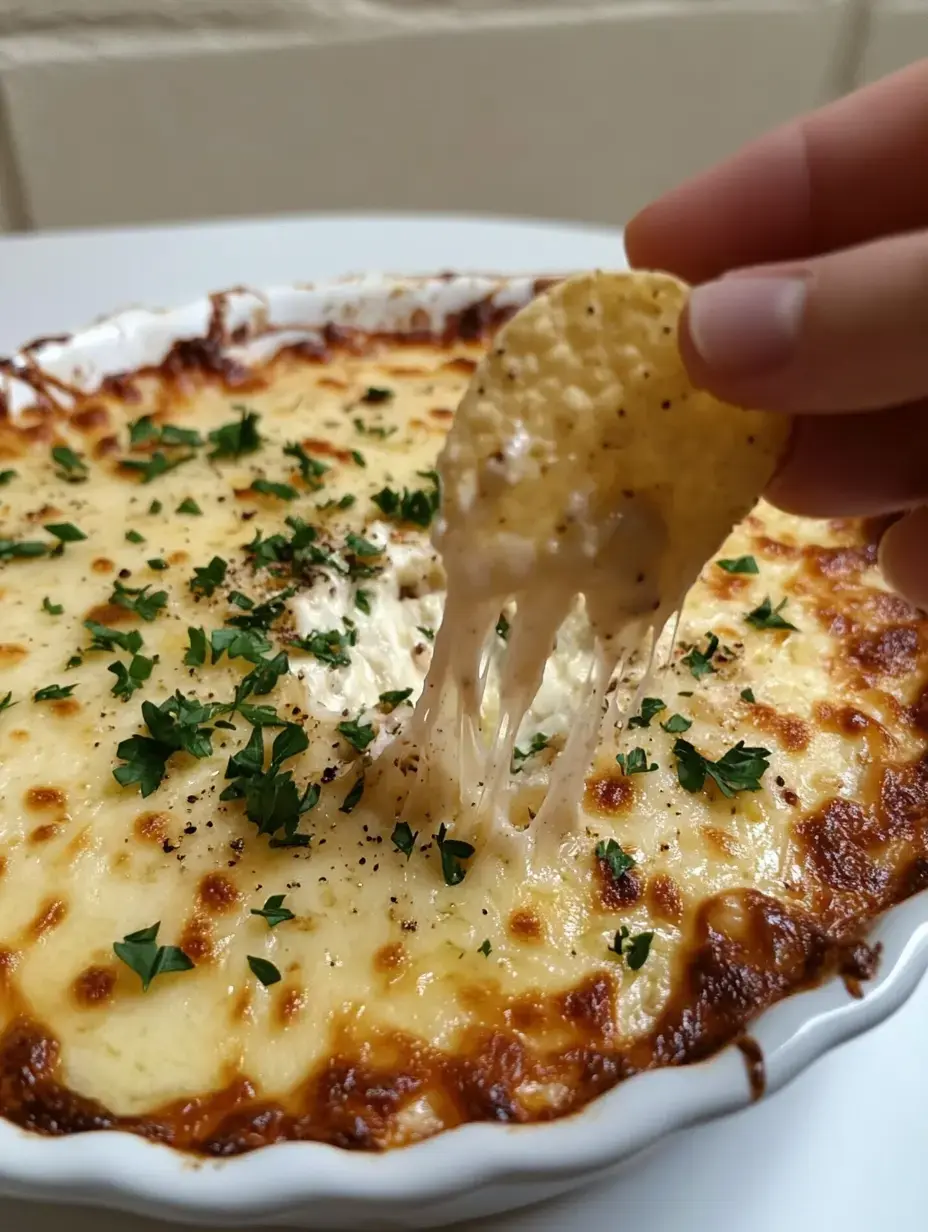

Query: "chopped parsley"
left=716, top=555, right=759, bottom=575
left=189, top=556, right=227, bottom=598
left=114, top=694, right=217, bottom=796
left=672, top=737, right=771, bottom=797
left=628, top=697, right=666, bottom=729
left=741, top=688, right=756, bottom=704
left=84, top=620, right=143, bottom=654
left=512, top=732, right=548, bottom=772
left=0, top=692, right=17, bottom=715
left=351, top=449, right=366, bottom=468
left=608, top=925, right=654, bottom=971
left=496, top=613, right=510, bottom=641
left=227, top=587, right=295, bottom=633
left=65, top=654, right=83, bottom=670
left=252, top=478, right=298, bottom=502
left=120, top=451, right=195, bottom=483
left=681, top=633, right=720, bottom=680
left=209, top=626, right=272, bottom=665
left=177, top=497, right=202, bottom=515
left=110, top=579, right=168, bottom=622
left=379, top=687, right=413, bottom=712
left=435, top=822, right=475, bottom=887
left=125, top=529, right=146, bottom=544
left=290, top=628, right=352, bottom=668
left=42, top=596, right=63, bottom=616
left=108, top=654, right=155, bottom=701
left=478, top=939, right=492, bottom=958
left=283, top=441, right=329, bottom=488
left=113, top=922, right=193, bottom=992
left=0, top=469, right=16, bottom=485
left=148, top=499, right=162, bottom=514
left=391, top=820, right=418, bottom=860
left=361, top=386, right=393, bottom=404
left=615, top=747, right=656, bottom=775
left=417, top=625, right=435, bottom=642
left=354, top=588, right=373, bottom=615
left=128, top=415, right=202, bottom=449
left=228, top=590, right=254, bottom=611
left=660, top=713, right=692, bottom=734
left=247, top=956, right=281, bottom=987
left=354, top=418, right=397, bottom=440
left=339, top=775, right=365, bottom=814
left=44, top=521, right=87, bottom=545
left=147, top=557, right=168, bottom=571
left=744, top=596, right=798, bottom=632
left=51, top=444, right=88, bottom=483
left=184, top=626, right=207, bottom=667
left=371, top=472, right=440, bottom=529
left=250, top=894, right=295, bottom=928
left=220, top=722, right=317, bottom=847
left=596, top=838, right=635, bottom=880
left=34, top=683, right=76, bottom=701
left=337, top=716, right=375, bottom=753
left=0, top=539, right=47, bottom=561
left=208, top=406, right=262, bottom=460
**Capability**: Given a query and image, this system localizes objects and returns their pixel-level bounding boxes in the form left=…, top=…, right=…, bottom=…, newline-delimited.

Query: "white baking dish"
left=1, top=275, right=927, bottom=1230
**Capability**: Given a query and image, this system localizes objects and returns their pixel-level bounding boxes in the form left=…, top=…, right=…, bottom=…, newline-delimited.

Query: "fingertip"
left=878, top=505, right=928, bottom=612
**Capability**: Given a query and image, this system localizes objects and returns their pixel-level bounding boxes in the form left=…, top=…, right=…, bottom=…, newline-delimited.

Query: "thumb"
left=879, top=505, right=928, bottom=613
left=678, top=229, right=928, bottom=413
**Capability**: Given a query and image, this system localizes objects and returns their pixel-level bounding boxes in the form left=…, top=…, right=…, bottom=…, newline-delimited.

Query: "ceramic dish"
left=1, top=275, right=926, bottom=1230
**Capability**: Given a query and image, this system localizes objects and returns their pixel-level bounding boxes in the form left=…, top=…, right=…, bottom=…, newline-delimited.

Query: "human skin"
left=625, top=59, right=928, bottom=610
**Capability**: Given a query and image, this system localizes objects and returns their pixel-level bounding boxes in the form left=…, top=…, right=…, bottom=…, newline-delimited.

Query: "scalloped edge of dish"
left=1, top=275, right=926, bottom=1230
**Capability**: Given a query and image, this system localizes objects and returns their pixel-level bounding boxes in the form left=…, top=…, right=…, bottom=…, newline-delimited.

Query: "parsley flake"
left=0, top=692, right=17, bottom=715
left=361, top=386, right=393, bottom=404
left=616, top=747, right=656, bottom=775
left=672, top=737, right=771, bottom=797
left=220, top=722, right=317, bottom=847
left=435, top=822, right=475, bottom=886
left=340, top=776, right=365, bottom=814
left=51, top=444, right=88, bottom=483
left=283, top=441, right=329, bottom=488
left=741, top=688, right=756, bottom=703
left=391, top=820, right=418, bottom=860
left=252, top=478, right=298, bottom=502
left=42, top=597, right=63, bottom=616
left=290, top=628, right=352, bottom=668
left=355, top=588, right=373, bottom=615
left=189, top=556, right=227, bottom=598
left=247, top=956, right=281, bottom=987
left=125, top=529, right=145, bottom=544
left=0, top=469, right=16, bottom=485
left=113, top=694, right=218, bottom=796
left=717, top=555, right=759, bottom=575
left=661, top=713, right=692, bottom=734
left=177, top=497, right=202, bottom=515
left=250, top=894, right=295, bottom=928
left=417, top=625, right=435, bottom=642
left=595, top=839, right=635, bottom=880
left=120, top=451, right=195, bottom=484
left=184, top=627, right=207, bottom=667
left=113, top=922, right=193, bottom=992
left=628, top=697, right=666, bottom=729
left=681, top=633, right=720, bottom=680
left=44, top=522, right=87, bottom=545
left=379, top=687, right=413, bottom=712
left=208, top=407, right=262, bottom=460
left=108, top=654, right=155, bottom=701
left=34, top=683, right=76, bottom=701
left=351, top=449, right=366, bottom=468
left=512, top=732, right=548, bottom=773
left=608, top=925, right=654, bottom=970
left=110, top=579, right=167, bottom=622
left=478, top=939, right=492, bottom=958
left=337, top=716, right=375, bottom=753
left=744, top=596, right=798, bottom=632
left=371, top=472, right=440, bottom=528
left=0, top=539, right=47, bottom=561
left=84, top=620, right=143, bottom=654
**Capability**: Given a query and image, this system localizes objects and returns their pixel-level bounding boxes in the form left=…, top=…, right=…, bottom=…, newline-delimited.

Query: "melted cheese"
left=0, top=328, right=924, bottom=1149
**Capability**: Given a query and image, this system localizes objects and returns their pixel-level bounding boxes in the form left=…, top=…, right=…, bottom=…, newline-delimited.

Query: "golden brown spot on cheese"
left=752, top=535, right=799, bottom=560
left=94, top=434, right=121, bottom=459
left=0, top=644, right=27, bottom=665
left=85, top=602, right=135, bottom=626
left=179, top=915, right=214, bottom=963
left=794, top=798, right=890, bottom=925
left=276, top=987, right=306, bottom=1027
left=746, top=703, right=810, bottom=752
left=912, top=684, right=928, bottom=735
left=647, top=872, right=684, bottom=925
left=134, top=811, right=171, bottom=844
left=428, top=407, right=454, bottom=421
left=704, top=568, right=750, bottom=602
left=72, top=966, right=116, bottom=1008
left=28, top=824, right=61, bottom=845
left=595, top=852, right=641, bottom=911
left=91, top=558, right=115, bottom=574
left=28, top=898, right=67, bottom=940
left=198, top=873, right=240, bottom=914
left=374, top=942, right=406, bottom=973
left=508, top=908, right=544, bottom=942
left=300, top=437, right=352, bottom=464
left=0, top=857, right=6, bottom=881
left=50, top=698, right=81, bottom=717
left=24, top=786, right=66, bottom=811
left=701, top=825, right=742, bottom=860
left=583, top=773, right=633, bottom=817
left=442, top=357, right=478, bottom=374
left=848, top=625, right=920, bottom=681
left=168, top=550, right=189, bottom=565
left=230, top=987, right=252, bottom=1023
left=72, top=405, right=110, bottom=432
left=7, top=729, right=29, bottom=742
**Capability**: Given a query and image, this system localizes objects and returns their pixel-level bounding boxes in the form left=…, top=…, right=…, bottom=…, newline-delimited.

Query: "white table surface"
left=0, top=211, right=924, bottom=1232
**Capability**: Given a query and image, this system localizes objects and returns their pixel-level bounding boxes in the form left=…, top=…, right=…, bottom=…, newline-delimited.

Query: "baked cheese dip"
left=0, top=280, right=925, bottom=1154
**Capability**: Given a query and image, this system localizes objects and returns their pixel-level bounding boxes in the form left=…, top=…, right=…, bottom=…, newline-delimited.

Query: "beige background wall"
left=0, top=0, right=924, bottom=234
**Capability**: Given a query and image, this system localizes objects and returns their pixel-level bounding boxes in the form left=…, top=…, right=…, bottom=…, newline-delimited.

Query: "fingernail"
left=688, top=276, right=807, bottom=374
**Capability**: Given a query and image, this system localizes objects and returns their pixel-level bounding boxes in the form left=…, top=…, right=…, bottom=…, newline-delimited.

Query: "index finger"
left=625, top=59, right=928, bottom=283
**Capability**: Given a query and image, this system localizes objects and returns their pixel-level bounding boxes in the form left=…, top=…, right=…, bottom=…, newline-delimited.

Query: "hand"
left=626, top=59, right=928, bottom=610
